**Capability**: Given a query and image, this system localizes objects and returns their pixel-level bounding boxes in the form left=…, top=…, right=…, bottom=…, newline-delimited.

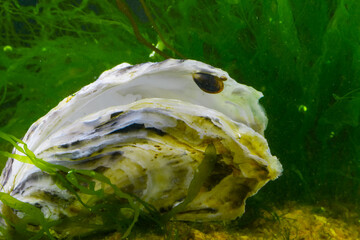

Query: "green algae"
left=0, top=0, right=360, bottom=237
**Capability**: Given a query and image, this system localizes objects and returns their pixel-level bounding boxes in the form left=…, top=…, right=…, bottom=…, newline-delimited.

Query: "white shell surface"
left=0, top=59, right=282, bottom=223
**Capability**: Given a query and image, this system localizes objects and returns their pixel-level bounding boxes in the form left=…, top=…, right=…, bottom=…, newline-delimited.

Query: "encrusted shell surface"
left=0, top=59, right=282, bottom=224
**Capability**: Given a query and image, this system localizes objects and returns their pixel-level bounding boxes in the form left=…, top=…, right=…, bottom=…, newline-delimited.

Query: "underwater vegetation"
left=0, top=0, right=360, bottom=238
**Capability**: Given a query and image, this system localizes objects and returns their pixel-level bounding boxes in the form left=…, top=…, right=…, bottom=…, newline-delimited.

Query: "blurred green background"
left=0, top=0, right=359, bottom=212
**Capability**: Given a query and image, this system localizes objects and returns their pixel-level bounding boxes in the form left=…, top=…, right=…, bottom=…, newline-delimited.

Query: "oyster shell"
left=0, top=59, right=282, bottom=228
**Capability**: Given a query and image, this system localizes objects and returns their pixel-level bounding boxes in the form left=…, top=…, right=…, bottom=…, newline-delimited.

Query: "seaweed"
left=161, top=143, right=218, bottom=222
left=0, top=132, right=140, bottom=239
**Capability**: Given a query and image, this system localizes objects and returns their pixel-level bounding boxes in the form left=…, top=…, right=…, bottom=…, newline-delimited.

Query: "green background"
left=1, top=0, right=359, bottom=214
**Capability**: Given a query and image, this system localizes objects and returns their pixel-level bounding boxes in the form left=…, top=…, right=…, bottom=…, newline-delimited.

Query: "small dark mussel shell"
left=192, top=72, right=227, bottom=94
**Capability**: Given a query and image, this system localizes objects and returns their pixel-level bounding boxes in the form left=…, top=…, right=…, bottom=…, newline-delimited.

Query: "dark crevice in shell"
left=108, top=123, right=166, bottom=136
left=202, top=160, right=233, bottom=191
left=179, top=207, right=218, bottom=214
left=110, top=111, right=124, bottom=119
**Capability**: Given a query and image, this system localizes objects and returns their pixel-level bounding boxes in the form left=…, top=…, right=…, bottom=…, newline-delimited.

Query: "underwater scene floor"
left=101, top=202, right=359, bottom=240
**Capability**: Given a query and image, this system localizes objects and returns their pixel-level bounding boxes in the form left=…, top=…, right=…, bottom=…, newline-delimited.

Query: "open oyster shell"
left=0, top=59, right=282, bottom=225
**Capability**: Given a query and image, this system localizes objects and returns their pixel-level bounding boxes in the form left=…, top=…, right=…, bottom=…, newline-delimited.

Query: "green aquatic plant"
left=0, top=132, right=141, bottom=239
left=161, top=143, right=218, bottom=223
left=0, top=132, right=218, bottom=239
